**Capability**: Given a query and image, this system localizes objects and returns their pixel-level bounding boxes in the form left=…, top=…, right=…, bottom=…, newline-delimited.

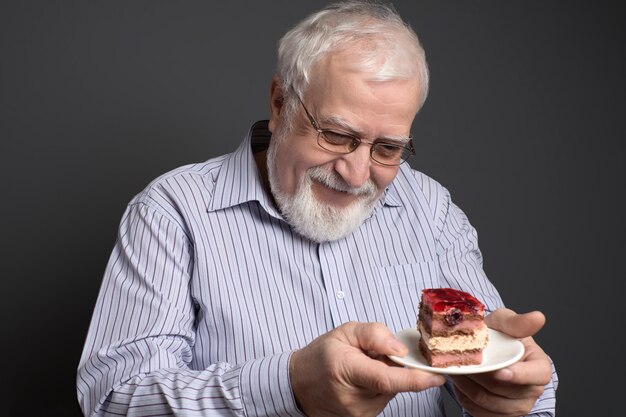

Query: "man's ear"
left=268, top=76, right=285, bottom=134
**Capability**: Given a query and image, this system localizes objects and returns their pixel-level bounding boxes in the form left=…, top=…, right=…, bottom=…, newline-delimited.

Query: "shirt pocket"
left=375, top=261, right=440, bottom=332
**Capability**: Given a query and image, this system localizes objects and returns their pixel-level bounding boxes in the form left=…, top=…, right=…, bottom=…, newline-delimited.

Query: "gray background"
left=1, top=1, right=623, bottom=416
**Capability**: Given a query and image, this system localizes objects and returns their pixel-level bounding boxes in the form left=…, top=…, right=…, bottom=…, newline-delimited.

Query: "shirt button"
left=336, top=291, right=345, bottom=300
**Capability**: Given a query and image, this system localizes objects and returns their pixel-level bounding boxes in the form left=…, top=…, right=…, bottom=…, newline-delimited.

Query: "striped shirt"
left=77, top=120, right=557, bottom=417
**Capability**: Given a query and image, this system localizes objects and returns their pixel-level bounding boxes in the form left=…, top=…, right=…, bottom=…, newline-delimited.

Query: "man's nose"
left=334, top=144, right=372, bottom=189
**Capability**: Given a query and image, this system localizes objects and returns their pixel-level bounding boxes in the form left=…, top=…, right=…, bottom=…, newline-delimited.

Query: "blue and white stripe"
left=77, top=120, right=557, bottom=416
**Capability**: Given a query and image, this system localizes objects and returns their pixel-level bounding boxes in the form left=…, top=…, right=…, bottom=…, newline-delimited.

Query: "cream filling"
left=419, top=322, right=488, bottom=352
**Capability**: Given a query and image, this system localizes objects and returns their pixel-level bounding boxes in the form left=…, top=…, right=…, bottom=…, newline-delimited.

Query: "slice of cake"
left=417, top=288, right=488, bottom=367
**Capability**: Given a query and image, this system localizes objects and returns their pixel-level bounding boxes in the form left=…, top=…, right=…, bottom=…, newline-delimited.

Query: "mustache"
left=307, top=167, right=377, bottom=197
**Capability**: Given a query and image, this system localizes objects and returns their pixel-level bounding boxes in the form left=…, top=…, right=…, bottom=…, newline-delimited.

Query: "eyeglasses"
left=293, top=90, right=415, bottom=166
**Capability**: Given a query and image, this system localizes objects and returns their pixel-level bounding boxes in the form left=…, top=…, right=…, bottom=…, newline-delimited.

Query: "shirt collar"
left=208, top=120, right=282, bottom=217
left=208, top=120, right=403, bottom=215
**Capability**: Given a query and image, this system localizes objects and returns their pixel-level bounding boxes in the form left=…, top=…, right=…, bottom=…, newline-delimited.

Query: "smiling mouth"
left=313, top=178, right=350, bottom=195
left=307, top=167, right=376, bottom=198
left=309, top=178, right=374, bottom=211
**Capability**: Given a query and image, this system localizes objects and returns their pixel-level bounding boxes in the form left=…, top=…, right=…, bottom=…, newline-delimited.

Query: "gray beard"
left=266, top=127, right=379, bottom=243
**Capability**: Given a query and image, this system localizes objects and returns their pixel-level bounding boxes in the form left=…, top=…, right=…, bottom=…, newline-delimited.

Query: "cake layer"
left=421, top=288, right=485, bottom=315
left=418, top=304, right=485, bottom=335
left=418, top=322, right=488, bottom=352
left=419, top=338, right=483, bottom=367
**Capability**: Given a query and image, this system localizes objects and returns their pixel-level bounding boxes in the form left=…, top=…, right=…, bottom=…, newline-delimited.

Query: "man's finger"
left=452, top=374, right=541, bottom=416
left=492, top=339, right=553, bottom=386
left=347, top=354, right=445, bottom=394
left=485, top=308, right=545, bottom=338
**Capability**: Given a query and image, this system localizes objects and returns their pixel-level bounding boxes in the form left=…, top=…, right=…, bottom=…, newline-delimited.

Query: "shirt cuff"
left=239, top=351, right=306, bottom=417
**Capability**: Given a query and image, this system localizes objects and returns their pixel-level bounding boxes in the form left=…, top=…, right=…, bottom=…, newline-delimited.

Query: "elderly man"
left=77, top=1, right=557, bottom=416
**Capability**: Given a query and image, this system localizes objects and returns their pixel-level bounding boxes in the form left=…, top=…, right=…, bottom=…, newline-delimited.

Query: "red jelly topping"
left=421, top=288, right=485, bottom=315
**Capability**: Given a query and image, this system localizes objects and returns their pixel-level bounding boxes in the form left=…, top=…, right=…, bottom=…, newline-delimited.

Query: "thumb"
left=485, top=308, right=546, bottom=338
left=338, top=322, right=409, bottom=357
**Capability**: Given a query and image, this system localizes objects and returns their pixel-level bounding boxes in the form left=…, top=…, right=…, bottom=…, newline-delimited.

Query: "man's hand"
left=451, top=308, right=553, bottom=417
left=289, top=321, right=445, bottom=417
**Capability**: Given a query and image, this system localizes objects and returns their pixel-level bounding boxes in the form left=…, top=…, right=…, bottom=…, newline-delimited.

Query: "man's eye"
left=322, top=131, right=355, bottom=145
left=375, top=142, right=404, bottom=157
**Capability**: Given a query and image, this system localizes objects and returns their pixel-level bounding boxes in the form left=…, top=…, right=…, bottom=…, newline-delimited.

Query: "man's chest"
left=186, top=201, right=440, bottom=366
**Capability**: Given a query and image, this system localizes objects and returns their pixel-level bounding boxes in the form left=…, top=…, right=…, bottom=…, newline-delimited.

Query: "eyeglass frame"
left=291, top=88, right=416, bottom=166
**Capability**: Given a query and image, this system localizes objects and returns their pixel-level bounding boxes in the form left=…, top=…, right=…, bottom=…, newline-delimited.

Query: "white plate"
left=388, top=328, right=524, bottom=375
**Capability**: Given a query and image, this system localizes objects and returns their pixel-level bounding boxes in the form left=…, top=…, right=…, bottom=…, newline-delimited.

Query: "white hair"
left=276, top=0, right=429, bottom=122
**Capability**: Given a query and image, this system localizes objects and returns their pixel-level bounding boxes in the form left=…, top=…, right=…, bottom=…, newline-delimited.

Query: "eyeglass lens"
left=318, top=131, right=411, bottom=165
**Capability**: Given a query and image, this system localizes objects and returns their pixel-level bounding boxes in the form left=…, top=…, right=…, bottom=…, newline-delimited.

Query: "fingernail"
left=496, top=368, right=513, bottom=381
left=429, top=375, right=445, bottom=386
